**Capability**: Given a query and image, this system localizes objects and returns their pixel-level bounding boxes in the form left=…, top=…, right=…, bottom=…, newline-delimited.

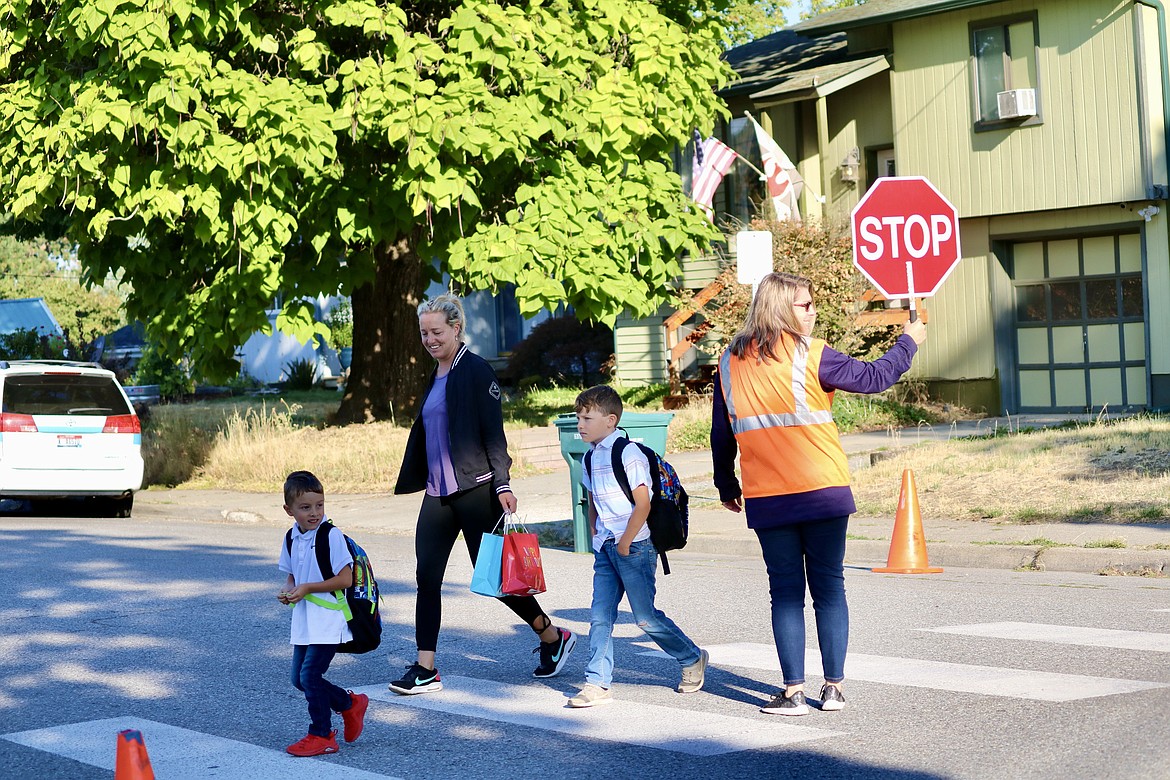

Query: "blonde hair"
left=729, top=272, right=812, bottom=361
left=417, top=293, right=466, bottom=337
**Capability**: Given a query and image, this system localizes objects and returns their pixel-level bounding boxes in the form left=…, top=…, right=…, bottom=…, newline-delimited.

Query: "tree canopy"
left=0, top=0, right=733, bottom=420
left=0, top=222, right=125, bottom=345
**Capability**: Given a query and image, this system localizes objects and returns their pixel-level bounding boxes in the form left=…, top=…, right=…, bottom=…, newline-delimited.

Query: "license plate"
left=57, top=435, right=83, bottom=448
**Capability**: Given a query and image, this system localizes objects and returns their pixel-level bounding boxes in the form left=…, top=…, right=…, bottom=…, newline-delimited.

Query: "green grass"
left=975, top=537, right=1068, bottom=548
left=831, top=392, right=934, bottom=433
left=1084, top=538, right=1128, bottom=549
left=503, top=383, right=669, bottom=427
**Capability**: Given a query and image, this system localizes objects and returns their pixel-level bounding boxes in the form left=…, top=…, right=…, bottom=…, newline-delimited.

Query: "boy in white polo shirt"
left=568, top=386, right=708, bottom=708
left=278, top=470, right=369, bottom=756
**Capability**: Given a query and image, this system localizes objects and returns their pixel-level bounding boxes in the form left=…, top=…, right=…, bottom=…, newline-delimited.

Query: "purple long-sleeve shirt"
left=711, top=334, right=919, bottom=529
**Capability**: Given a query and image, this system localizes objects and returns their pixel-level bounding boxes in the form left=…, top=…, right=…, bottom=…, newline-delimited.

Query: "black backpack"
left=585, top=437, right=689, bottom=574
left=284, top=521, right=383, bottom=654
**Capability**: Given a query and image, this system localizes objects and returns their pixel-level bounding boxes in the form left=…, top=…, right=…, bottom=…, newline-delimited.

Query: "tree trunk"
left=333, top=237, right=432, bottom=425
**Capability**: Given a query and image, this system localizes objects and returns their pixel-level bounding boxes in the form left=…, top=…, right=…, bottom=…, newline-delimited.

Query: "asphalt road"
left=1, top=512, right=1168, bottom=779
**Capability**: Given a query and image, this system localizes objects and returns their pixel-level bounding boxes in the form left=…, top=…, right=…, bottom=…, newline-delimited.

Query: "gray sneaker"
left=820, top=684, right=845, bottom=711
left=568, top=683, right=613, bottom=708
left=761, top=689, right=809, bottom=715
left=677, top=648, right=709, bottom=693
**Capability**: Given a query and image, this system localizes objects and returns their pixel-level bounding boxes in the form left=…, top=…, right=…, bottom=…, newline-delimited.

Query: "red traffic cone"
left=872, top=468, right=943, bottom=574
left=115, top=729, right=156, bottom=780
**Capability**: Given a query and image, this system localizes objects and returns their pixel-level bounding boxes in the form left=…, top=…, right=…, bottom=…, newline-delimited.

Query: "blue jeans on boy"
left=754, top=515, right=850, bottom=687
left=291, top=644, right=352, bottom=737
left=585, top=538, right=701, bottom=688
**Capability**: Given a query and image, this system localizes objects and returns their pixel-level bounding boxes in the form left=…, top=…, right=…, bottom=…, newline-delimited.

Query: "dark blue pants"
left=755, top=515, right=849, bottom=687
left=291, top=644, right=352, bottom=737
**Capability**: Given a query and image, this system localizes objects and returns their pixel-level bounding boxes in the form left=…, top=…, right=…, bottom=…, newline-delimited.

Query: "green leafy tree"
left=717, top=0, right=791, bottom=47
left=0, top=0, right=733, bottom=423
left=800, top=0, right=862, bottom=20
left=0, top=229, right=126, bottom=348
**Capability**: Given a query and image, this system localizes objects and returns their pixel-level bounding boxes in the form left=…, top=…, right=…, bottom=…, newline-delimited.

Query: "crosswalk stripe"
left=357, top=676, right=838, bottom=756
left=921, top=622, right=1170, bottom=652
left=637, top=642, right=1166, bottom=702
left=1, top=717, right=400, bottom=780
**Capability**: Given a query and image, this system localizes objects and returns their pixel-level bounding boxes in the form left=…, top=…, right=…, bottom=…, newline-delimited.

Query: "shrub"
left=0, top=327, right=65, bottom=360
left=506, top=316, right=613, bottom=388
left=283, top=357, right=317, bottom=390
left=132, top=344, right=194, bottom=400
left=684, top=219, right=901, bottom=361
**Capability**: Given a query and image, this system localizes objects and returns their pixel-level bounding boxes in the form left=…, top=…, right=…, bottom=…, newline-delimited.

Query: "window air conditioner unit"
left=997, top=88, right=1037, bottom=120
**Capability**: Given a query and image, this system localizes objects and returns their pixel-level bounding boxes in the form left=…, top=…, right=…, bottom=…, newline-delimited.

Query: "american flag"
left=747, top=114, right=803, bottom=222
left=691, top=132, right=738, bottom=220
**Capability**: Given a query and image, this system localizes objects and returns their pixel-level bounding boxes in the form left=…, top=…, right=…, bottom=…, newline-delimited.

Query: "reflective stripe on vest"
left=719, top=343, right=834, bottom=434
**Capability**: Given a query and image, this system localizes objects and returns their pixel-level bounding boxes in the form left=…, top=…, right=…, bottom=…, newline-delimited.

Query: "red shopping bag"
left=500, top=518, right=546, bottom=596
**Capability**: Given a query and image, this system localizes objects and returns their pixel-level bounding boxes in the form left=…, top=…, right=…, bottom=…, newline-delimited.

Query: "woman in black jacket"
left=390, top=293, right=575, bottom=694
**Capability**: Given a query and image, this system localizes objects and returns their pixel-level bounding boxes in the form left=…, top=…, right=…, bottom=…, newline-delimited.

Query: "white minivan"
left=0, top=360, right=144, bottom=517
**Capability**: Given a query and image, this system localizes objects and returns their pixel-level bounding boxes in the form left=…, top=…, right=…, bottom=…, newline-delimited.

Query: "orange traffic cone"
left=872, top=468, right=943, bottom=574
left=115, top=729, right=155, bottom=780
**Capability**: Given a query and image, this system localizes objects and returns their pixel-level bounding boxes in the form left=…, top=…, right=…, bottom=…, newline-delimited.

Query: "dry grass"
left=851, top=416, right=1170, bottom=523
left=180, top=404, right=408, bottom=493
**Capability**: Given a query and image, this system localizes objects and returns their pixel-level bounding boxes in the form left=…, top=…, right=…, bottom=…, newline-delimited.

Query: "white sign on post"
left=736, top=230, right=773, bottom=298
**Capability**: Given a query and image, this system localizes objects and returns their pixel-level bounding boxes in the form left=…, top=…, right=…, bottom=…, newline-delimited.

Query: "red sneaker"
left=341, top=691, right=369, bottom=743
left=286, top=730, right=339, bottom=757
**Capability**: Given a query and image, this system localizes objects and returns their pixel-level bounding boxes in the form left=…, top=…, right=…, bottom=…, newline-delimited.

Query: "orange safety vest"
left=719, top=336, right=851, bottom=499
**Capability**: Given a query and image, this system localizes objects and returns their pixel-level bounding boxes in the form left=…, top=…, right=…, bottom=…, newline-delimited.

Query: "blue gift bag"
left=470, top=517, right=506, bottom=597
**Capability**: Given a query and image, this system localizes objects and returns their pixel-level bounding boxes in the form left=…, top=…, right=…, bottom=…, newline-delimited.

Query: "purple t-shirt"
left=424, top=374, right=459, bottom=497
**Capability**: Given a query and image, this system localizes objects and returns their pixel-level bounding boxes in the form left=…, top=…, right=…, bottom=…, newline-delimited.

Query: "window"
left=972, top=15, right=1039, bottom=127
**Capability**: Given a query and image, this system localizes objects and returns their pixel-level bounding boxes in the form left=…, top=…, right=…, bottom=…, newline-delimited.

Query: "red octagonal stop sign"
left=851, top=176, right=961, bottom=299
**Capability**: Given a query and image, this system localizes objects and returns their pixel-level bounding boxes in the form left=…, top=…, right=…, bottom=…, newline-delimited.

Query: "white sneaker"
left=568, top=683, right=613, bottom=708
left=677, top=648, right=709, bottom=693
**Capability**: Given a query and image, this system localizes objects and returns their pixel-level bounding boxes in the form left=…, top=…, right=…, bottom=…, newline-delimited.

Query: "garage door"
left=1011, top=233, right=1147, bottom=412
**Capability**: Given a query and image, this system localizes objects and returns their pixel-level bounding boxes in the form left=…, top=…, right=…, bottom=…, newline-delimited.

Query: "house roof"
left=792, top=0, right=1002, bottom=34
left=722, top=28, right=888, bottom=102
left=0, top=298, right=62, bottom=336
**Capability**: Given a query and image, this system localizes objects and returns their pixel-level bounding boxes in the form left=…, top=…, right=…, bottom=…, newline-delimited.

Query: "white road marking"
left=2, top=717, right=400, bottom=780
left=359, top=676, right=837, bottom=756
left=637, top=642, right=1167, bottom=702
left=921, top=622, right=1170, bottom=652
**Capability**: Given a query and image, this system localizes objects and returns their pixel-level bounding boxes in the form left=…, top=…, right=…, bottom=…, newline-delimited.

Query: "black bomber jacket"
left=393, top=344, right=513, bottom=497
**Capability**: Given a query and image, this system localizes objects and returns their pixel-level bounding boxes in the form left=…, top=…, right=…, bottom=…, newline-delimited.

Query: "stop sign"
left=851, top=176, right=961, bottom=299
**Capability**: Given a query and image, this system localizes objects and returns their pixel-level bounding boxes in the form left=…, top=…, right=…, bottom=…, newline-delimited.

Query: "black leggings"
left=414, top=482, right=548, bottom=652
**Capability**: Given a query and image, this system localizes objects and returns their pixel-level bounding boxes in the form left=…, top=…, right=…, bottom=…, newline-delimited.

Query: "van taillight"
left=102, top=414, right=141, bottom=434
left=1, top=413, right=38, bottom=432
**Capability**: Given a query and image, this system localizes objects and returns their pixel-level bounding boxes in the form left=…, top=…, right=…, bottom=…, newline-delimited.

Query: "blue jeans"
left=585, top=538, right=701, bottom=688
left=755, top=516, right=849, bottom=687
left=291, top=644, right=352, bottom=737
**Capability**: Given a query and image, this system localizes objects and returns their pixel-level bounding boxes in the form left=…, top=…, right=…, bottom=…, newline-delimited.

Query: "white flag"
left=747, top=114, right=803, bottom=222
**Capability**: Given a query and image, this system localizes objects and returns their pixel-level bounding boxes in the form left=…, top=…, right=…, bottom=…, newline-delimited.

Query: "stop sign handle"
left=905, top=261, right=918, bottom=323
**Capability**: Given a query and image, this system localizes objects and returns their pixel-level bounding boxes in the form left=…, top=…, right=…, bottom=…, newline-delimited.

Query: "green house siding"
left=893, top=0, right=1147, bottom=217
left=614, top=310, right=667, bottom=387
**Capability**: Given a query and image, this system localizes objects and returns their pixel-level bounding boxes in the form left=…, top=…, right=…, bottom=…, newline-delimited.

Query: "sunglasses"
left=793, top=301, right=815, bottom=312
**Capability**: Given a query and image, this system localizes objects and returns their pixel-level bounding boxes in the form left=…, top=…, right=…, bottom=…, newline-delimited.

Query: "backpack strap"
left=610, top=437, right=672, bottom=574
left=297, top=521, right=352, bottom=620
left=608, top=436, right=636, bottom=505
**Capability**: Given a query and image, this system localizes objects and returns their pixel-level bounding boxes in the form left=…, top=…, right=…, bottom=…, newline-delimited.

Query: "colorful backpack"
left=285, top=521, right=383, bottom=654
left=585, top=436, right=690, bottom=574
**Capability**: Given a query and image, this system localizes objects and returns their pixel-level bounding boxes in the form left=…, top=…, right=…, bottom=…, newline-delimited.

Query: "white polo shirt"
left=278, top=520, right=354, bottom=646
left=582, top=430, right=652, bottom=552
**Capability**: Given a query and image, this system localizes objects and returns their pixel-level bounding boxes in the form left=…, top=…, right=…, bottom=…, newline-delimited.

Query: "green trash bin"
left=553, top=410, right=674, bottom=553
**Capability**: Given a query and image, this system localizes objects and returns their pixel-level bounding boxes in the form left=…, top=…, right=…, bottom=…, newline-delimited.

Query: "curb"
left=673, top=537, right=1169, bottom=576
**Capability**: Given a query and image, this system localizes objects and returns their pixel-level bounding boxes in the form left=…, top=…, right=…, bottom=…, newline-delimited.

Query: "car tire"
left=109, top=495, right=134, bottom=518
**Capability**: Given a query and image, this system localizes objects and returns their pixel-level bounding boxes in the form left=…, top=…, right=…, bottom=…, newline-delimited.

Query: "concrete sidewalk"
left=136, top=412, right=1170, bottom=576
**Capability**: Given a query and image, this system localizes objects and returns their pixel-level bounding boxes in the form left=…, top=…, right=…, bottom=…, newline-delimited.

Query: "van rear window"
left=2, top=375, right=132, bottom=416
